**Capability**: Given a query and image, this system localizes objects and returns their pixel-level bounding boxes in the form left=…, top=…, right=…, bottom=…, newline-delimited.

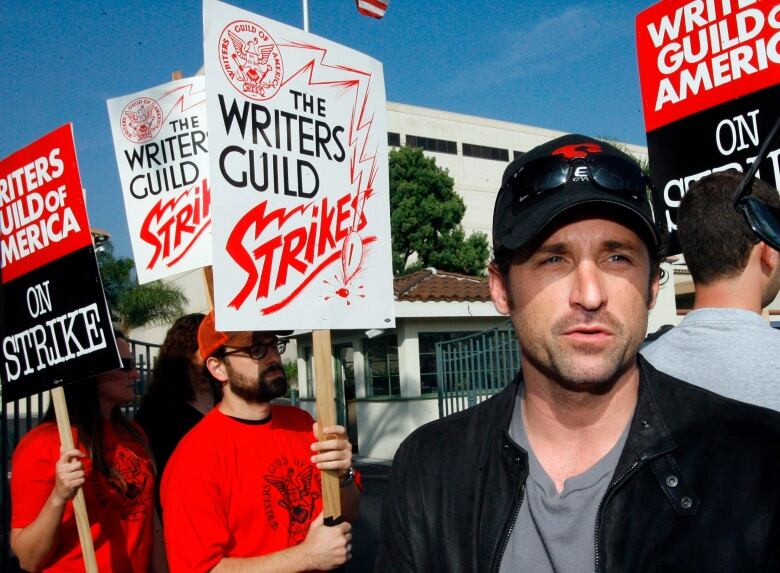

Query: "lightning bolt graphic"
left=273, top=40, right=380, bottom=288
left=158, top=82, right=207, bottom=125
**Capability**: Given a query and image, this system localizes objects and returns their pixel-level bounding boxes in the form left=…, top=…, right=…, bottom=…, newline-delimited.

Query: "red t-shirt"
left=161, top=406, right=323, bottom=573
left=11, top=420, right=155, bottom=572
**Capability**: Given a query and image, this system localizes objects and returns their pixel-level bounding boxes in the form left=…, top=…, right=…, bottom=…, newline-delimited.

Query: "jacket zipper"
left=594, top=460, right=640, bottom=572
left=494, top=483, right=526, bottom=572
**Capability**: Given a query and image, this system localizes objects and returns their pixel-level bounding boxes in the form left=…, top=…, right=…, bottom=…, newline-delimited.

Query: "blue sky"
left=1, top=0, right=653, bottom=259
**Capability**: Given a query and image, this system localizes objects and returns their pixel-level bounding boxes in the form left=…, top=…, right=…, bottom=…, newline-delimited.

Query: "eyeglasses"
left=732, top=115, right=780, bottom=251
left=120, top=358, right=136, bottom=372
left=502, top=154, right=649, bottom=203
left=223, top=339, right=287, bottom=361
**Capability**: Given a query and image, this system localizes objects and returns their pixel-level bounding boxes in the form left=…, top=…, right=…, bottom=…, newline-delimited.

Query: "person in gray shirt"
left=642, top=170, right=780, bottom=410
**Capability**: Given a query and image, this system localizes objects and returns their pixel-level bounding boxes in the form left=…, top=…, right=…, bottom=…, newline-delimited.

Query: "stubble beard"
left=517, top=309, right=643, bottom=392
left=227, top=362, right=288, bottom=404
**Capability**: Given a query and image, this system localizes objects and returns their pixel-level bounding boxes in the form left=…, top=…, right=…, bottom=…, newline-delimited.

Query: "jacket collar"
left=611, top=356, right=677, bottom=474
left=497, top=357, right=677, bottom=469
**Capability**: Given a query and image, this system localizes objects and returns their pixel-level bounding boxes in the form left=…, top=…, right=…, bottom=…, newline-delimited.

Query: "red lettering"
left=252, top=236, right=282, bottom=299
left=276, top=226, right=307, bottom=289
left=225, top=190, right=376, bottom=314
left=317, top=197, right=336, bottom=256
left=138, top=178, right=211, bottom=270
left=174, top=206, right=195, bottom=251
left=335, top=193, right=352, bottom=243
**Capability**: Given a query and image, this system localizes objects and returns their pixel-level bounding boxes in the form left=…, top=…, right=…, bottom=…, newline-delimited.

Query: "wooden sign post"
left=51, top=386, right=98, bottom=573
left=312, top=330, right=342, bottom=523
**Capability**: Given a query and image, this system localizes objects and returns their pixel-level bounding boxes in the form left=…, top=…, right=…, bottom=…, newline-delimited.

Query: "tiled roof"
left=394, top=268, right=491, bottom=302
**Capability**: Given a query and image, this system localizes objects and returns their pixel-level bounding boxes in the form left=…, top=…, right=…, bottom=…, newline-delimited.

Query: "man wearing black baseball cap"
left=377, top=135, right=780, bottom=572
left=161, top=311, right=360, bottom=572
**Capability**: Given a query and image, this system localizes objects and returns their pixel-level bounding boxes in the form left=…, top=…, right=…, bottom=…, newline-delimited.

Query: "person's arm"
left=311, top=423, right=360, bottom=522
left=10, top=447, right=85, bottom=571
left=210, top=512, right=351, bottom=572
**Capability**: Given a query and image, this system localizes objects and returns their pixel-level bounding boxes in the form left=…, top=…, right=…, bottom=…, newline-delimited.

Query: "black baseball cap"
left=493, top=134, right=661, bottom=252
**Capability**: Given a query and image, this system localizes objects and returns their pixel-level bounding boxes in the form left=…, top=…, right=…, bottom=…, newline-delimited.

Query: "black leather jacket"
left=376, top=357, right=780, bottom=572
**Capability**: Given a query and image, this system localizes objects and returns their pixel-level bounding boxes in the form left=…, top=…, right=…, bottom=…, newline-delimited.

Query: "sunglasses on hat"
left=732, top=115, right=780, bottom=251
left=502, top=154, right=650, bottom=204
left=120, top=358, right=136, bottom=372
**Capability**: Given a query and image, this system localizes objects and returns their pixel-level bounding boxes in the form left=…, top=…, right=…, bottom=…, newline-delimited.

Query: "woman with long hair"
left=135, top=313, right=221, bottom=481
left=10, top=330, right=159, bottom=572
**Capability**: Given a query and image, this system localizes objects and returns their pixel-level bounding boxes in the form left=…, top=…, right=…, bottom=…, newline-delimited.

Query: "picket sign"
left=167, top=60, right=341, bottom=520
left=52, top=386, right=99, bottom=572
left=1, top=122, right=119, bottom=572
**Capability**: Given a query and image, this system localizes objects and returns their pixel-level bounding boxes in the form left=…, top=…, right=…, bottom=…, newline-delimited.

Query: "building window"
left=418, top=331, right=474, bottom=394
left=462, top=143, right=509, bottom=162
left=364, top=335, right=400, bottom=397
left=405, top=134, right=457, bottom=155
left=513, top=150, right=525, bottom=159
left=387, top=132, right=401, bottom=147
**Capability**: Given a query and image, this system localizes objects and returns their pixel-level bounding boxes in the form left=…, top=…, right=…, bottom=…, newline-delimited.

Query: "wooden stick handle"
left=202, top=265, right=215, bottom=310
left=51, top=386, right=98, bottom=573
left=312, top=329, right=342, bottom=523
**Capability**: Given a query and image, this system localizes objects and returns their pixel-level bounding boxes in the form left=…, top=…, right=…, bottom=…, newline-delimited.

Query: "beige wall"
left=387, top=102, right=649, bottom=245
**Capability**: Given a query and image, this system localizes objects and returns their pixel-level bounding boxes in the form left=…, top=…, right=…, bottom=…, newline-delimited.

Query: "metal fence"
left=436, top=321, right=521, bottom=418
left=1, top=338, right=159, bottom=569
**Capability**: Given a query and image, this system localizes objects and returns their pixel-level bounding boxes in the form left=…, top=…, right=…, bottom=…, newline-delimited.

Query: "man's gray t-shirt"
left=641, top=308, right=780, bottom=411
left=499, top=395, right=629, bottom=573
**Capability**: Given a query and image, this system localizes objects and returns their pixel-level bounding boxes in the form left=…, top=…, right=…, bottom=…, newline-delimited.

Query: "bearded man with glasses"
left=161, top=310, right=359, bottom=572
left=377, top=135, right=780, bottom=573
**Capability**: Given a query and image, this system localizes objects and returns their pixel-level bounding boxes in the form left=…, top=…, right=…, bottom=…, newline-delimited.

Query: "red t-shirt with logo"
left=11, top=420, right=155, bottom=572
left=161, top=406, right=323, bottom=573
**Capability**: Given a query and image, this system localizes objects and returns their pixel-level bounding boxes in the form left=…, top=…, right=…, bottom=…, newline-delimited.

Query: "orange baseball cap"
left=197, top=310, right=292, bottom=360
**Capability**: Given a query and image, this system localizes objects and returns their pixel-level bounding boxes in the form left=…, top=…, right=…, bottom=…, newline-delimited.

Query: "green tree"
left=96, top=241, right=188, bottom=333
left=389, top=146, right=489, bottom=276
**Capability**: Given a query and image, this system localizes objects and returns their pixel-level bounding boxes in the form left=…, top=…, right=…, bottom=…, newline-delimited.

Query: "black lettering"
left=220, top=145, right=248, bottom=187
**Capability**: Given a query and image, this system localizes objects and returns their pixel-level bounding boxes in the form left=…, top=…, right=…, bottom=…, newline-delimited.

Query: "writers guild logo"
left=120, top=97, right=164, bottom=143
left=219, top=20, right=284, bottom=101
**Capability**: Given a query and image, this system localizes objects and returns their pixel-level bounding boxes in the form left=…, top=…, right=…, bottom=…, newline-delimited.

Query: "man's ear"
left=206, top=356, right=228, bottom=383
left=759, top=241, right=780, bottom=275
left=488, top=263, right=511, bottom=315
left=647, top=269, right=661, bottom=310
